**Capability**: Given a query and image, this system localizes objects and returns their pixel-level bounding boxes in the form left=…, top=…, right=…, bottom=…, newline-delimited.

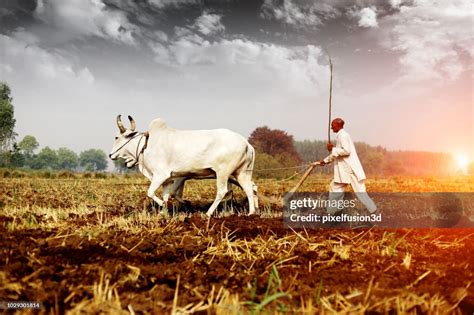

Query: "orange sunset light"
left=455, top=154, right=470, bottom=173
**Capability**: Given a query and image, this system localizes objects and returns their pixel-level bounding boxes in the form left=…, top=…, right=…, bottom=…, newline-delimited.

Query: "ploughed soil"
left=1, top=212, right=473, bottom=314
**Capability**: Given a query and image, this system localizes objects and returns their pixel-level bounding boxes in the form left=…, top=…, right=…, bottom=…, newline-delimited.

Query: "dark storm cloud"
left=0, top=0, right=38, bottom=30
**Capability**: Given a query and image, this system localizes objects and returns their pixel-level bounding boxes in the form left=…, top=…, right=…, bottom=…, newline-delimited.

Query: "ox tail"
left=245, top=143, right=255, bottom=174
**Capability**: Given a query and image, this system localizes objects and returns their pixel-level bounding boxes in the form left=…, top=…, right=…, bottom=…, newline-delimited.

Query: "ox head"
left=109, top=115, right=139, bottom=168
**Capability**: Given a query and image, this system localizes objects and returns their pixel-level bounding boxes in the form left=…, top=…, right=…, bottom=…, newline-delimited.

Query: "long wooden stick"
left=287, top=53, right=332, bottom=195
left=328, top=55, right=333, bottom=143
left=288, top=162, right=320, bottom=193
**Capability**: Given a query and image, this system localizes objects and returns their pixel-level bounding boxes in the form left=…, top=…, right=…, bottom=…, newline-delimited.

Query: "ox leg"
left=162, top=182, right=173, bottom=203
left=206, top=174, right=230, bottom=217
left=147, top=175, right=168, bottom=208
left=252, top=182, right=259, bottom=210
left=163, top=178, right=185, bottom=203
left=236, top=173, right=257, bottom=215
left=173, top=178, right=186, bottom=203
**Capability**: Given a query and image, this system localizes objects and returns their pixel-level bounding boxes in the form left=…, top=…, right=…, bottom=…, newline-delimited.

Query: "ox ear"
left=116, top=115, right=126, bottom=133
left=128, top=115, right=136, bottom=131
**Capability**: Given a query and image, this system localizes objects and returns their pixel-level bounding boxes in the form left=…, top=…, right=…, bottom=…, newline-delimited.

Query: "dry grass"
left=0, top=175, right=473, bottom=313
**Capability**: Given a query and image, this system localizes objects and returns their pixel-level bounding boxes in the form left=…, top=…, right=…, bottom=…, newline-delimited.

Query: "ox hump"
left=148, top=118, right=169, bottom=132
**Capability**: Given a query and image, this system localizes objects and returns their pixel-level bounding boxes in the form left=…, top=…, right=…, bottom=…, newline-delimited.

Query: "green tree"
left=18, top=135, right=39, bottom=158
left=57, top=147, right=79, bottom=170
left=10, top=143, right=25, bottom=167
left=31, top=147, right=58, bottom=170
left=253, top=152, right=280, bottom=178
left=0, top=82, right=16, bottom=152
left=79, top=149, right=108, bottom=171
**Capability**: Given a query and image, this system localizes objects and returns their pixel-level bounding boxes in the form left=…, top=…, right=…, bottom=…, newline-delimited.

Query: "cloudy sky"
left=0, top=0, right=472, bottom=160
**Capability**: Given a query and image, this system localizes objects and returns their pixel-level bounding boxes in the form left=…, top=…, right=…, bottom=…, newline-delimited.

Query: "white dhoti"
left=327, top=175, right=377, bottom=214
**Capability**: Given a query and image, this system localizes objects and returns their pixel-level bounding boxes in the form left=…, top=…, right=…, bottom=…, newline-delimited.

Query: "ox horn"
left=128, top=115, right=136, bottom=131
left=116, top=115, right=126, bottom=133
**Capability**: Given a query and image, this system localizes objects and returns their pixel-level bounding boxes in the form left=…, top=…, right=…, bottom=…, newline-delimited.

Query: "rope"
left=252, top=163, right=313, bottom=172
left=273, top=167, right=308, bottom=182
left=109, top=132, right=142, bottom=156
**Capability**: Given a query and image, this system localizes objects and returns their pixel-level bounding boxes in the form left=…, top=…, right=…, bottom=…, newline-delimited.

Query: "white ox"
left=109, top=115, right=258, bottom=216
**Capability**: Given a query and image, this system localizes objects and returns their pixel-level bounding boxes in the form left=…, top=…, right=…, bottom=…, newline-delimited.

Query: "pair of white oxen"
left=109, top=115, right=258, bottom=216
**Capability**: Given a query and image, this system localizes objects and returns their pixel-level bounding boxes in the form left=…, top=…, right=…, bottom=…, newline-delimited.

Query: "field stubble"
left=0, top=175, right=473, bottom=314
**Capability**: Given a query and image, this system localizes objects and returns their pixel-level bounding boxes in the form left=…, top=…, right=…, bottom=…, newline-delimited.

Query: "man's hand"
left=319, top=160, right=326, bottom=166
left=327, top=142, right=334, bottom=152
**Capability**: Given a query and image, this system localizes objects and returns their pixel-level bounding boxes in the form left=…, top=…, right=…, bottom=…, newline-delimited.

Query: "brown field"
left=1, top=174, right=474, bottom=314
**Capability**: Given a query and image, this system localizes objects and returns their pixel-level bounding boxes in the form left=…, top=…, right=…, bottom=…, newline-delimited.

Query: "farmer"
left=316, top=118, right=378, bottom=215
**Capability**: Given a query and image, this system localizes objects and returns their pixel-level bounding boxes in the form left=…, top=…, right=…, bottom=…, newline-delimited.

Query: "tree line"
left=1, top=81, right=472, bottom=175
left=249, top=126, right=472, bottom=177
left=294, top=140, right=459, bottom=176
left=0, top=82, right=112, bottom=172
left=3, top=135, right=108, bottom=171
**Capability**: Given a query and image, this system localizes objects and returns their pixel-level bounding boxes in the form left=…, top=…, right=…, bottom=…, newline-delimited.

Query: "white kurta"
left=323, top=129, right=366, bottom=183
left=323, top=129, right=377, bottom=213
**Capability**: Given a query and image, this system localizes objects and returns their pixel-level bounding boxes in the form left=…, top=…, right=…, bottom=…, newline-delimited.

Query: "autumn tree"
left=248, top=126, right=301, bottom=162
left=249, top=126, right=302, bottom=178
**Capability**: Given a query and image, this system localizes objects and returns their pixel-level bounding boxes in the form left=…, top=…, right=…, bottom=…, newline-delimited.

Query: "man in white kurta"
left=319, top=118, right=377, bottom=215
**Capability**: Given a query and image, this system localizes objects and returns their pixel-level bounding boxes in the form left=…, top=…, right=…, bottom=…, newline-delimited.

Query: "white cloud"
left=261, top=0, right=323, bottom=28
left=174, top=26, right=193, bottom=38
left=10, top=28, right=40, bottom=45
left=150, top=31, right=329, bottom=97
left=154, top=30, right=168, bottom=42
left=0, top=31, right=126, bottom=155
left=0, top=33, right=94, bottom=83
left=157, top=33, right=314, bottom=66
left=381, top=0, right=473, bottom=81
left=357, top=7, right=378, bottom=28
left=145, top=33, right=334, bottom=143
left=147, top=0, right=199, bottom=8
left=389, top=0, right=402, bottom=9
left=261, top=0, right=360, bottom=28
left=35, top=0, right=136, bottom=44
left=149, top=42, right=172, bottom=64
left=194, top=12, right=225, bottom=35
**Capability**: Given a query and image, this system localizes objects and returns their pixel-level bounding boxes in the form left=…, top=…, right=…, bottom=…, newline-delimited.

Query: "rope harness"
left=131, top=131, right=149, bottom=167
left=109, top=133, right=142, bottom=156
left=110, top=131, right=149, bottom=168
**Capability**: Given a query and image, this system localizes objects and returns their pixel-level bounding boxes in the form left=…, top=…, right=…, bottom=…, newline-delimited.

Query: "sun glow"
left=455, top=154, right=469, bottom=173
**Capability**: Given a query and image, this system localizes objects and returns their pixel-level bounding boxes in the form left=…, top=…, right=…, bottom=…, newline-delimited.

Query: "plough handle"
left=288, top=162, right=321, bottom=193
